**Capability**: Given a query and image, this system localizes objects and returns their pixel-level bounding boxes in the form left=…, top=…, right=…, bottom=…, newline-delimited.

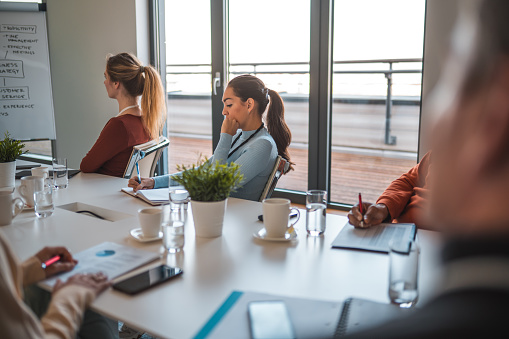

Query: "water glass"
left=389, top=240, right=419, bottom=308
left=306, top=190, right=327, bottom=236
left=34, top=187, right=54, bottom=218
left=169, top=184, right=189, bottom=211
left=52, top=158, right=68, bottom=189
left=163, top=220, right=185, bottom=253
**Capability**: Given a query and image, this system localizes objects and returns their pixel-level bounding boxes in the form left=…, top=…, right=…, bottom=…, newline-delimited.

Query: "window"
left=160, top=0, right=426, bottom=207
left=165, top=0, right=213, bottom=171
left=330, top=0, right=425, bottom=204
left=228, top=0, right=310, bottom=193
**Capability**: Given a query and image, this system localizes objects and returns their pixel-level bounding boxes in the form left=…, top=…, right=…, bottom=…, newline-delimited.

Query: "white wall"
left=46, top=0, right=149, bottom=168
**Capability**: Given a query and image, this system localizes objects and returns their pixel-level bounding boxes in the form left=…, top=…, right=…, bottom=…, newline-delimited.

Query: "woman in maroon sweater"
left=80, top=52, right=166, bottom=177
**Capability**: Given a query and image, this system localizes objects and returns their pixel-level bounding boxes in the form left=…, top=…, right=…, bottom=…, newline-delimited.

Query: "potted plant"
left=172, top=157, right=243, bottom=238
left=0, top=132, right=27, bottom=190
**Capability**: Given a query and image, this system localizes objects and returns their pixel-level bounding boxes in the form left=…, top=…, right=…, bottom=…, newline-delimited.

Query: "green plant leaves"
left=172, top=156, right=244, bottom=202
left=0, top=132, right=26, bottom=163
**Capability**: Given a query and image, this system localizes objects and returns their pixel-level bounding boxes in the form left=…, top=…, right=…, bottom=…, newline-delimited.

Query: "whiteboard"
left=0, top=10, right=56, bottom=140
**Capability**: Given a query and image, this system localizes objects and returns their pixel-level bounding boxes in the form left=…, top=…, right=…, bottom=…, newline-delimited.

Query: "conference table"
left=2, top=173, right=443, bottom=339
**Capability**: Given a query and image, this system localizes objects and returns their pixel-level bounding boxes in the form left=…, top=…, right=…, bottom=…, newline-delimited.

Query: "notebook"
left=193, top=291, right=342, bottom=339
left=121, top=187, right=169, bottom=206
left=334, top=298, right=415, bottom=337
left=194, top=291, right=415, bottom=339
left=331, top=222, right=417, bottom=253
left=40, top=241, right=159, bottom=289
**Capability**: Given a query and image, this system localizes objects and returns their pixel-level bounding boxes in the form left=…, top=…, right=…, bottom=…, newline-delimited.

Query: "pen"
left=136, top=162, right=141, bottom=184
left=41, top=255, right=61, bottom=269
left=358, top=193, right=364, bottom=215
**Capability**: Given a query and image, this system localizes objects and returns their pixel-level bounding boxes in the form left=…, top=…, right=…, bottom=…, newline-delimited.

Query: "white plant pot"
left=191, top=199, right=227, bottom=238
left=0, top=161, right=16, bottom=191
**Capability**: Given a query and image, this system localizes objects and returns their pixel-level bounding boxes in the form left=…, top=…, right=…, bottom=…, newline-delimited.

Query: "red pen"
left=41, top=255, right=61, bottom=269
left=358, top=193, right=364, bottom=215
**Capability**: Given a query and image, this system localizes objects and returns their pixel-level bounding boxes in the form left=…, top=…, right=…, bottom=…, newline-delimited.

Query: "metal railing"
left=166, top=58, right=422, bottom=145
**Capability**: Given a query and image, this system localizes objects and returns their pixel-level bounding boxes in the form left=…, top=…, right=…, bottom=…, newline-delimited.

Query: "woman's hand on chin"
left=221, top=118, right=240, bottom=135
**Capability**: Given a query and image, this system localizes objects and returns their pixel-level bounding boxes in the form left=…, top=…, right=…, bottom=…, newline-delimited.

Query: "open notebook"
left=332, top=222, right=417, bottom=253
left=193, top=291, right=415, bottom=339
left=121, top=187, right=169, bottom=206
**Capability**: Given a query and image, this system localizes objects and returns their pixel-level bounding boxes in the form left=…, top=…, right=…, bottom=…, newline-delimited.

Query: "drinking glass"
left=52, top=158, right=68, bottom=189
left=388, top=240, right=419, bottom=308
left=34, top=187, right=54, bottom=218
left=169, top=185, right=189, bottom=210
left=163, top=220, right=185, bottom=253
left=306, top=190, right=327, bottom=236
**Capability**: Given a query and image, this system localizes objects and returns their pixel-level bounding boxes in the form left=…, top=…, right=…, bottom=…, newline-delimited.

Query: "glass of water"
left=52, top=158, right=68, bottom=189
left=169, top=184, right=189, bottom=210
left=306, top=190, right=327, bottom=236
left=389, top=240, right=419, bottom=308
left=163, top=220, right=185, bottom=253
left=34, top=187, right=54, bottom=218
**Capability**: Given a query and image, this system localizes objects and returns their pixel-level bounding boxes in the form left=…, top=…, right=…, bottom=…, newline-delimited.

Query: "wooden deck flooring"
left=169, top=136, right=417, bottom=205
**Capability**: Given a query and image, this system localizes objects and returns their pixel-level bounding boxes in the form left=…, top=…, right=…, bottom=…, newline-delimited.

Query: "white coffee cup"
left=0, top=191, right=24, bottom=226
left=262, top=198, right=300, bottom=238
left=18, top=176, right=44, bottom=208
left=138, top=208, right=163, bottom=238
left=31, top=166, right=50, bottom=179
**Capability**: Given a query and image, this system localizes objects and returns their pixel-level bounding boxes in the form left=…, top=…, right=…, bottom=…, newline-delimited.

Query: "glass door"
left=165, top=0, right=213, bottom=171
left=228, top=0, right=311, bottom=194
left=330, top=0, right=425, bottom=204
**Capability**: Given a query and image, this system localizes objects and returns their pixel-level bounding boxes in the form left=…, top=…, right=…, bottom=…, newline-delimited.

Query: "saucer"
left=130, top=228, right=163, bottom=243
left=253, top=228, right=297, bottom=242
left=22, top=205, right=35, bottom=211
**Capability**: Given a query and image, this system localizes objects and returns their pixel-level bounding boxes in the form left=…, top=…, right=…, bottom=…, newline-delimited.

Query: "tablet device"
left=112, top=265, right=183, bottom=295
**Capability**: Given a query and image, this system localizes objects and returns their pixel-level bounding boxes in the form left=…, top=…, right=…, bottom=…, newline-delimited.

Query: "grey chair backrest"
left=258, top=155, right=290, bottom=202
left=123, top=136, right=170, bottom=179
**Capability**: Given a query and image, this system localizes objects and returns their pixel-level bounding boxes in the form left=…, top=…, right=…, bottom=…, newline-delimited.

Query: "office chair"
left=123, top=136, right=170, bottom=179
left=258, top=155, right=290, bottom=201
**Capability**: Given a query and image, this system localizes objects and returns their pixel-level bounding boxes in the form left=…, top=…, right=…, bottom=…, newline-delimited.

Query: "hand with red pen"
left=35, top=246, right=77, bottom=278
left=34, top=247, right=111, bottom=296
left=347, top=193, right=390, bottom=228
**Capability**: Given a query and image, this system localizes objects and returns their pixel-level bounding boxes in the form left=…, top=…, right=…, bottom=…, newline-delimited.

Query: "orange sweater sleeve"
left=80, top=118, right=129, bottom=173
left=376, top=152, right=431, bottom=221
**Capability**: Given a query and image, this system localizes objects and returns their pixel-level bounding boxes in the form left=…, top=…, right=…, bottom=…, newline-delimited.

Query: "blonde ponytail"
left=106, top=52, right=166, bottom=139
left=140, top=65, right=166, bottom=139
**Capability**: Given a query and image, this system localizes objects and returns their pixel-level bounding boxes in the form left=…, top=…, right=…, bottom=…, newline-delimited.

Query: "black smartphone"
left=248, top=301, right=296, bottom=339
left=258, top=211, right=299, bottom=222
left=112, top=265, right=183, bottom=295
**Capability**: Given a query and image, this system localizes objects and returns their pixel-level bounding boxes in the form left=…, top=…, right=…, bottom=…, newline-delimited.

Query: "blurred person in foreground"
left=344, top=0, right=509, bottom=337
left=0, top=234, right=115, bottom=338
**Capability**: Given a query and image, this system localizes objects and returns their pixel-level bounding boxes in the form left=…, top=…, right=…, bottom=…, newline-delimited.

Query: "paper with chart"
left=0, top=10, right=56, bottom=139
left=41, top=242, right=159, bottom=288
left=331, top=222, right=416, bottom=253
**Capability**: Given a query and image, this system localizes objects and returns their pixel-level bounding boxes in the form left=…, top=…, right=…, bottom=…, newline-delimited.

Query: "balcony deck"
left=169, top=136, right=417, bottom=206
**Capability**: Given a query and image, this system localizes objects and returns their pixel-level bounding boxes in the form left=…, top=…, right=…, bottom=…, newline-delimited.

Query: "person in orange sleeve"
left=348, top=151, right=431, bottom=229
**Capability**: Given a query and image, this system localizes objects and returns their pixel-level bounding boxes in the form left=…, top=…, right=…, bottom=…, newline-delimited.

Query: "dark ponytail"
left=228, top=75, right=294, bottom=171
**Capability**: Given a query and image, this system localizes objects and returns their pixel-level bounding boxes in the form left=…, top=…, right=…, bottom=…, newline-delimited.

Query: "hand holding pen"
left=347, top=193, right=390, bottom=228
left=136, top=162, right=141, bottom=184
left=35, top=246, right=78, bottom=278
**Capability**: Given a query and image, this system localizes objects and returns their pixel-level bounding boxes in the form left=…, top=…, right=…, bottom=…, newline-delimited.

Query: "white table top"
left=1, top=173, right=443, bottom=339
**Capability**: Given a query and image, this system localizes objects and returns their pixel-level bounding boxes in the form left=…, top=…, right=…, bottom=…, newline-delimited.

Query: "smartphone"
left=112, top=265, right=183, bottom=295
left=248, top=301, right=296, bottom=339
left=258, top=211, right=299, bottom=222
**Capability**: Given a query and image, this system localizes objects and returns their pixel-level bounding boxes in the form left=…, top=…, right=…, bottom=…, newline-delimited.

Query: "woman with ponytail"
left=80, top=52, right=166, bottom=177
left=129, top=74, right=293, bottom=201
